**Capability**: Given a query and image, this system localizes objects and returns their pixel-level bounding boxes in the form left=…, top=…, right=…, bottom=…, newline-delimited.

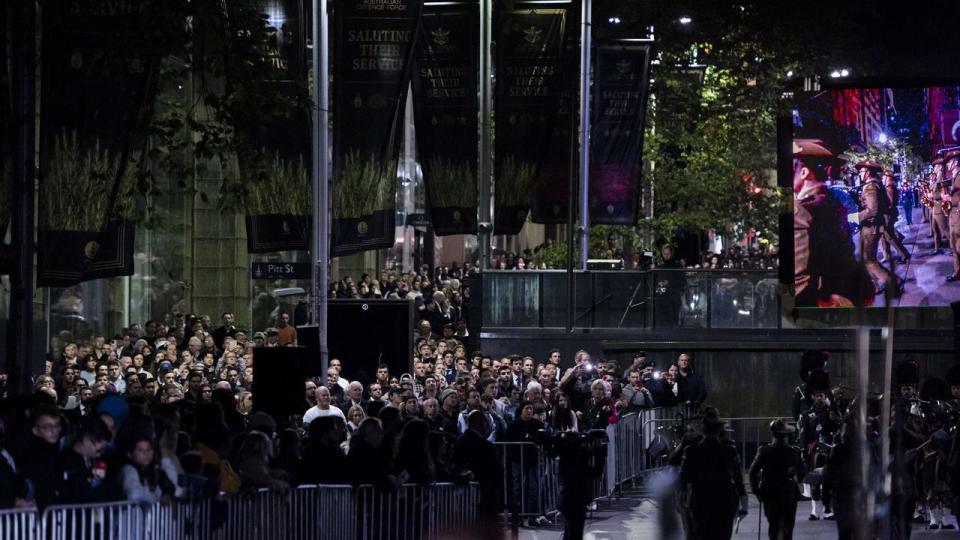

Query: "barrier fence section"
left=0, top=507, right=37, bottom=540
left=3, top=483, right=476, bottom=540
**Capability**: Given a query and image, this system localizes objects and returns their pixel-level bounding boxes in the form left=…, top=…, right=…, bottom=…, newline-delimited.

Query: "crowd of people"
left=0, top=293, right=713, bottom=537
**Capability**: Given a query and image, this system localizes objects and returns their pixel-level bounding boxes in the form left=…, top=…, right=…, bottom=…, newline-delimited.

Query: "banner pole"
left=311, top=0, right=330, bottom=384
left=577, top=0, right=591, bottom=269
left=478, top=0, right=493, bottom=269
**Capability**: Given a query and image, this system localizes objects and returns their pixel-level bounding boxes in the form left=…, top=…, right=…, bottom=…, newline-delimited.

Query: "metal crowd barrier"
left=42, top=501, right=145, bottom=540
left=2, top=483, right=476, bottom=540
left=0, top=507, right=37, bottom=540
left=492, top=441, right=556, bottom=519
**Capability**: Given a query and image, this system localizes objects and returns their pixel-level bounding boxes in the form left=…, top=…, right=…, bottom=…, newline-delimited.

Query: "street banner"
left=332, top=0, right=422, bottom=256
left=939, top=109, right=960, bottom=148
left=412, top=3, right=479, bottom=236
left=590, top=44, right=652, bottom=225
left=229, top=0, right=313, bottom=253
left=37, top=0, right=159, bottom=286
left=494, top=5, right=567, bottom=235
left=0, top=10, right=11, bottom=264
left=531, top=8, right=578, bottom=224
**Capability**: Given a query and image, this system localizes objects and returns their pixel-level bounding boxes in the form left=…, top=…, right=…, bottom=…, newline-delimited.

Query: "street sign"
left=252, top=262, right=311, bottom=280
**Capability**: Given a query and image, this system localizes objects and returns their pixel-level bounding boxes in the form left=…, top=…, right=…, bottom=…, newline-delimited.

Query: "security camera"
left=478, top=222, right=493, bottom=233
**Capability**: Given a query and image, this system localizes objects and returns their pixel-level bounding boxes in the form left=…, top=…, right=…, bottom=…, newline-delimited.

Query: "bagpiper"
left=798, top=369, right=841, bottom=520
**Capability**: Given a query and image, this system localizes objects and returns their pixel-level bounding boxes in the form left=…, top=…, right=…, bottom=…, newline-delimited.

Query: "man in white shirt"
left=303, top=386, right=345, bottom=427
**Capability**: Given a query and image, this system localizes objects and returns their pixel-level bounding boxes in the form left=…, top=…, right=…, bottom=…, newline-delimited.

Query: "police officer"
left=680, top=408, right=747, bottom=539
left=798, top=369, right=840, bottom=520
left=793, top=140, right=870, bottom=307
left=749, top=419, right=806, bottom=540
left=930, top=159, right=950, bottom=255
left=856, top=161, right=896, bottom=294
left=943, top=150, right=960, bottom=281
left=880, top=170, right=911, bottom=264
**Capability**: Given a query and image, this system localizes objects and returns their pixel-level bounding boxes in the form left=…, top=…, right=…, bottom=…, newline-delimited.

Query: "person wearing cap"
left=857, top=160, right=898, bottom=295
left=793, top=139, right=870, bottom=307
left=748, top=419, right=806, bottom=540
left=929, top=158, right=950, bottom=255
left=944, top=150, right=960, bottom=280
left=621, top=351, right=649, bottom=380
left=879, top=170, right=911, bottom=265
left=680, top=408, right=747, bottom=539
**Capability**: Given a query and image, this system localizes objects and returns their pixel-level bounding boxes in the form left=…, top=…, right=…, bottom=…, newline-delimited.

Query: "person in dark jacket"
left=581, top=380, right=616, bottom=431
left=392, top=419, right=435, bottom=485
left=347, top=417, right=395, bottom=489
left=19, top=405, right=64, bottom=508
left=455, top=410, right=503, bottom=534
left=680, top=408, right=748, bottom=540
left=676, top=354, right=707, bottom=407
left=650, top=364, right=682, bottom=408
left=749, top=419, right=806, bottom=540
left=60, top=417, right=112, bottom=504
left=505, top=401, right=549, bottom=527
left=299, top=417, right=348, bottom=485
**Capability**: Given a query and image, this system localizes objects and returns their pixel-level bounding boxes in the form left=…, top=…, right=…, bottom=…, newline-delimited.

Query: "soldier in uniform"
left=943, top=150, right=960, bottom=281
left=880, top=170, right=911, bottom=265
left=793, top=140, right=872, bottom=307
left=680, top=408, right=748, bottom=540
left=856, top=161, right=898, bottom=295
left=749, top=419, right=806, bottom=540
left=929, top=160, right=950, bottom=255
left=798, top=369, right=841, bottom=520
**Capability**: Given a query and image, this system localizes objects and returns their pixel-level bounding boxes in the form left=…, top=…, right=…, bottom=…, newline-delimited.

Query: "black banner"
left=227, top=0, right=312, bottom=253
left=531, top=8, right=578, bottom=224
left=412, top=3, right=479, bottom=236
left=37, top=0, right=159, bottom=287
left=494, top=6, right=567, bottom=235
left=333, top=0, right=422, bottom=256
left=589, top=44, right=652, bottom=225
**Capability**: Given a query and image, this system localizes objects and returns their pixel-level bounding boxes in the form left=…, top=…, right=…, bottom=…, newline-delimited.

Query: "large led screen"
left=791, top=87, right=960, bottom=307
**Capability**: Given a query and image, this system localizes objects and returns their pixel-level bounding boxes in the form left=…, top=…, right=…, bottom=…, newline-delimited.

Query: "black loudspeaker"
left=253, top=347, right=308, bottom=425
left=296, top=325, right=323, bottom=377
left=329, top=299, right=414, bottom=384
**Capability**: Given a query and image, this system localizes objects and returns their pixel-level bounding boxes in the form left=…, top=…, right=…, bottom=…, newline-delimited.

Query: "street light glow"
left=878, top=133, right=888, bottom=144
left=678, top=16, right=692, bottom=24
left=608, top=16, right=621, bottom=24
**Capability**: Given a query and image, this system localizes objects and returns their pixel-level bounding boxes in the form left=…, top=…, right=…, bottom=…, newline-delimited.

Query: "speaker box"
left=253, top=346, right=308, bottom=425
left=328, top=299, right=414, bottom=385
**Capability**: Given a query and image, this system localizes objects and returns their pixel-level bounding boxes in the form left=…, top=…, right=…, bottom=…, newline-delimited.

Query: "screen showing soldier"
left=791, top=86, right=960, bottom=307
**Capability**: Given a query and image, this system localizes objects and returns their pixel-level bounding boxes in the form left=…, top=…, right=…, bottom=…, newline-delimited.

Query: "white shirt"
left=336, top=378, right=349, bottom=392
left=303, top=404, right=345, bottom=426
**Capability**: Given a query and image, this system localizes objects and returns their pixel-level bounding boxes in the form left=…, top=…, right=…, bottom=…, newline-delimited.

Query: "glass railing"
left=479, top=270, right=780, bottom=329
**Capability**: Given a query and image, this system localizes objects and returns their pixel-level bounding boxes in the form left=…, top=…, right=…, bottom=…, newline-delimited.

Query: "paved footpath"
left=518, top=490, right=958, bottom=540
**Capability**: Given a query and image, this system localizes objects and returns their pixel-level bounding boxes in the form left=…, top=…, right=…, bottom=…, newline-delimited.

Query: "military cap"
left=932, top=157, right=946, bottom=166
left=943, top=148, right=960, bottom=163
left=945, top=364, right=960, bottom=387
left=799, top=350, right=829, bottom=383
left=792, top=139, right=833, bottom=158
left=804, top=369, right=831, bottom=396
left=855, top=160, right=884, bottom=171
left=701, top=407, right=726, bottom=425
left=769, top=418, right=795, bottom=435
left=894, top=360, right=920, bottom=387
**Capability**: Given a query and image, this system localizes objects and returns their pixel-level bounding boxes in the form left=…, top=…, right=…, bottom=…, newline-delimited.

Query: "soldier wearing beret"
left=793, top=140, right=871, bottom=306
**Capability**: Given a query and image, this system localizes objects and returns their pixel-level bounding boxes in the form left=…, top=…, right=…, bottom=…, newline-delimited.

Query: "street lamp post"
left=311, top=0, right=330, bottom=384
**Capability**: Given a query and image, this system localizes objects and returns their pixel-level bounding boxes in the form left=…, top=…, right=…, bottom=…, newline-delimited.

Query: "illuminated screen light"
left=678, top=16, right=692, bottom=24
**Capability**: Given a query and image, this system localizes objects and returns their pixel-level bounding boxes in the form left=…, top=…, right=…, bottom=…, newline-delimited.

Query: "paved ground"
left=517, top=489, right=958, bottom=539
left=873, top=206, right=960, bottom=307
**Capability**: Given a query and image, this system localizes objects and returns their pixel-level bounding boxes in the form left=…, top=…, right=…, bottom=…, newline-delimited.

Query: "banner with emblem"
left=531, top=9, right=578, bottom=224
left=332, top=0, right=422, bottom=256
left=412, top=3, right=479, bottom=236
left=37, top=0, right=160, bottom=287
left=229, top=0, right=313, bottom=254
left=589, top=44, right=652, bottom=225
left=493, top=5, right=568, bottom=235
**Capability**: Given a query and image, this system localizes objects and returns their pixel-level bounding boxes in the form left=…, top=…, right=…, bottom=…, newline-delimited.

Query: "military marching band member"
left=793, top=140, right=871, bottom=307
left=880, top=170, right=911, bottom=265
left=943, top=150, right=960, bottom=281
left=945, top=364, right=960, bottom=527
left=857, top=161, right=898, bottom=295
left=930, top=159, right=950, bottom=255
left=792, top=350, right=831, bottom=426
left=749, top=419, right=806, bottom=540
left=798, top=369, right=840, bottom=520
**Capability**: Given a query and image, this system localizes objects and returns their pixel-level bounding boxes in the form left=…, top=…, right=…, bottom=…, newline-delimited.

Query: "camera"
left=584, top=362, right=594, bottom=371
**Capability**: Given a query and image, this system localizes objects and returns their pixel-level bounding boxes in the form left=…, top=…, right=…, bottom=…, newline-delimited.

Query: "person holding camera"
left=560, top=350, right=597, bottom=413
